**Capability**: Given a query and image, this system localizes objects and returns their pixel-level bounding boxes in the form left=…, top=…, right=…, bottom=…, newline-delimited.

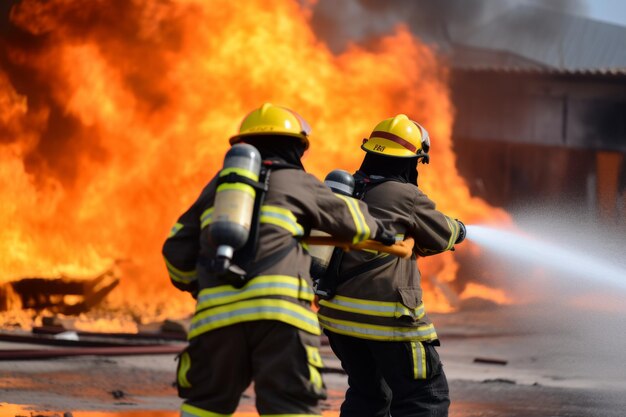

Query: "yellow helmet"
left=361, top=114, right=430, bottom=163
left=229, top=103, right=311, bottom=150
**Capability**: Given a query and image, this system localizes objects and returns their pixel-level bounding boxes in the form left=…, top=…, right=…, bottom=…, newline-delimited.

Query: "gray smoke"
left=308, top=0, right=586, bottom=53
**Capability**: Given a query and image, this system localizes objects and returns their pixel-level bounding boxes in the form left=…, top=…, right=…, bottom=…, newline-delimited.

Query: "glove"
left=374, top=229, right=396, bottom=246
left=455, top=219, right=466, bottom=244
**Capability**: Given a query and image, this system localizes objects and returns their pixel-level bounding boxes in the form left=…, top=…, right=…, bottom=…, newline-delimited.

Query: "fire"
left=0, top=0, right=510, bottom=330
left=459, top=283, right=511, bottom=306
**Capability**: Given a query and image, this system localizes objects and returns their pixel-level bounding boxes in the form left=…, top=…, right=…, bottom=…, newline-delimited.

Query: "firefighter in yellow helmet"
left=162, top=103, right=394, bottom=417
left=317, top=114, right=466, bottom=417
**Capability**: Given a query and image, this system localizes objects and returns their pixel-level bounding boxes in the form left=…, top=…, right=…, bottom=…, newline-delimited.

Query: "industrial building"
left=444, top=5, right=626, bottom=227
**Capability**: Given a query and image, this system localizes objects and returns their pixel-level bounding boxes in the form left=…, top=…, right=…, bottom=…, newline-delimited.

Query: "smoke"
left=308, top=0, right=586, bottom=53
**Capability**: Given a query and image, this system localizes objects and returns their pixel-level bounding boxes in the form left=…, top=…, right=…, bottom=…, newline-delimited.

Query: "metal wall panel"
left=452, top=71, right=626, bottom=152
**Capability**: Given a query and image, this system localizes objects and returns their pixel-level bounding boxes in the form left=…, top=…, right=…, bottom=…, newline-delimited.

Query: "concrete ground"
left=1, top=303, right=625, bottom=416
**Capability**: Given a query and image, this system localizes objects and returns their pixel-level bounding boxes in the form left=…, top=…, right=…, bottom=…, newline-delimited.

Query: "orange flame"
left=0, top=0, right=510, bottom=329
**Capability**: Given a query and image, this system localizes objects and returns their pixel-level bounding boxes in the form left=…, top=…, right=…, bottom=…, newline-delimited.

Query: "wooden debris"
left=474, top=357, right=508, bottom=366
left=483, top=378, right=516, bottom=384
left=0, top=267, right=120, bottom=315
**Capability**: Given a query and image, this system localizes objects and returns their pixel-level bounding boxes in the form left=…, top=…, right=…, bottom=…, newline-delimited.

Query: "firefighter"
left=317, top=114, right=466, bottom=417
left=162, top=103, right=394, bottom=417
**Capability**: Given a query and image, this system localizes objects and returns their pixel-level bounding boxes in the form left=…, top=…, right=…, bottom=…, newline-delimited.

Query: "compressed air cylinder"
left=309, top=170, right=356, bottom=281
left=323, top=169, right=356, bottom=197
left=210, top=144, right=262, bottom=261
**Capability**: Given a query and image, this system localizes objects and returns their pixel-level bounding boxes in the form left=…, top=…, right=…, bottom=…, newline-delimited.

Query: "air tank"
left=309, top=169, right=355, bottom=283
left=210, top=143, right=262, bottom=263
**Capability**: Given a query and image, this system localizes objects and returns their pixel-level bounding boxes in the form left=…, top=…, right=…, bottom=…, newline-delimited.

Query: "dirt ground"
left=1, top=304, right=626, bottom=417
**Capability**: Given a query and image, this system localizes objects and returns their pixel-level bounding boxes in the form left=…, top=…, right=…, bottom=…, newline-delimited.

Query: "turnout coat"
left=318, top=178, right=462, bottom=342
left=163, top=167, right=383, bottom=339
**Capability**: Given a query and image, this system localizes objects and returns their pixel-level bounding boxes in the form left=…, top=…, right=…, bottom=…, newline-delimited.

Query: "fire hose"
left=303, top=236, right=414, bottom=259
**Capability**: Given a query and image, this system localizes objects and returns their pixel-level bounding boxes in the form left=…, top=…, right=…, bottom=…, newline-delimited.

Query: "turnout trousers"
left=325, top=330, right=450, bottom=417
left=177, top=320, right=327, bottom=416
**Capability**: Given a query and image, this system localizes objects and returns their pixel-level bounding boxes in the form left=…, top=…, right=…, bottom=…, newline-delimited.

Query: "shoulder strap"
left=320, top=171, right=403, bottom=295
left=314, top=246, right=343, bottom=299
left=353, top=170, right=402, bottom=199
left=233, top=163, right=271, bottom=263
left=231, top=160, right=301, bottom=276
left=335, top=254, right=396, bottom=287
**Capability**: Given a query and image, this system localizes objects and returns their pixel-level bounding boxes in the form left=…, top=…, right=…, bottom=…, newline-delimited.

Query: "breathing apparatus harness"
left=210, top=159, right=301, bottom=288
left=314, top=170, right=406, bottom=300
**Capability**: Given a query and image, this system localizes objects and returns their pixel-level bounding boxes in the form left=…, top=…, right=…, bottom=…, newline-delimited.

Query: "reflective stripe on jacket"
left=162, top=167, right=382, bottom=338
left=318, top=179, right=460, bottom=342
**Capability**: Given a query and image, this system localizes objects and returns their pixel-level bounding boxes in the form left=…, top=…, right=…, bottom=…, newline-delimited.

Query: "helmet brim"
left=360, top=142, right=420, bottom=158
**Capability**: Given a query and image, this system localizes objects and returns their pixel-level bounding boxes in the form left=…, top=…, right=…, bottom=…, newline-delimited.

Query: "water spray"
left=465, top=225, right=626, bottom=291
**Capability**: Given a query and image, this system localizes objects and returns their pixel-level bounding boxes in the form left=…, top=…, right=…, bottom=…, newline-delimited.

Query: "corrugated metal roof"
left=447, top=44, right=549, bottom=71
left=447, top=4, right=626, bottom=74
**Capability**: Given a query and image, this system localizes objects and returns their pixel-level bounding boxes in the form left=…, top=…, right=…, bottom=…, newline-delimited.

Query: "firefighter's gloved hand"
left=456, top=220, right=466, bottom=244
left=374, top=229, right=396, bottom=246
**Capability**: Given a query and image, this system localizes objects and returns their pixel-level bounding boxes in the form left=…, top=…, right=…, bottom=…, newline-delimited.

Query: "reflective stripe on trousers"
left=318, top=313, right=437, bottom=342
